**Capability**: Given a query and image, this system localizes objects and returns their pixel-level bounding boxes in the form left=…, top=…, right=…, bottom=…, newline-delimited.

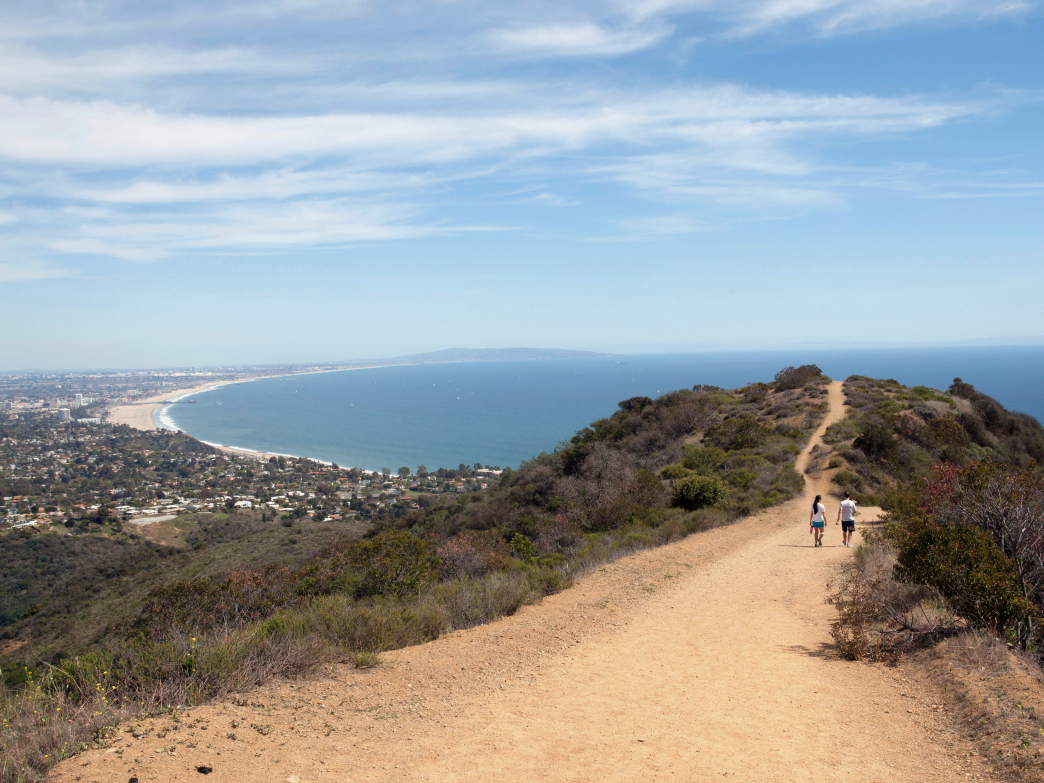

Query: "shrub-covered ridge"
left=1, top=366, right=830, bottom=782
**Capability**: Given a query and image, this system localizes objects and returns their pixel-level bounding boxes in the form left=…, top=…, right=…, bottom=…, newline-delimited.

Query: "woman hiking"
left=810, top=494, right=826, bottom=547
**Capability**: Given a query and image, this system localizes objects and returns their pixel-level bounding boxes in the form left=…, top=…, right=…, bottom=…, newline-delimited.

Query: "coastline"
left=105, top=366, right=379, bottom=434
left=106, top=382, right=225, bottom=432
left=104, top=366, right=401, bottom=470
left=103, top=354, right=609, bottom=438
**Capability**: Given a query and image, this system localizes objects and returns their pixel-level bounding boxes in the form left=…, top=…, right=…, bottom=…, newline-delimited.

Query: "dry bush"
left=828, top=539, right=961, bottom=661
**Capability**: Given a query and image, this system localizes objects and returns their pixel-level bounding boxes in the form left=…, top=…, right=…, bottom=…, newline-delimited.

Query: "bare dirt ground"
left=53, top=382, right=1001, bottom=782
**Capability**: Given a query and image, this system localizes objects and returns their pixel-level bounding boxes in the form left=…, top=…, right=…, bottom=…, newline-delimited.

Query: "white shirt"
left=812, top=503, right=825, bottom=523
left=840, top=499, right=857, bottom=521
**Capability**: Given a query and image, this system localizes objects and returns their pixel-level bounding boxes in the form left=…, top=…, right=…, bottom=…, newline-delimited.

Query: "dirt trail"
left=54, top=382, right=997, bottom=782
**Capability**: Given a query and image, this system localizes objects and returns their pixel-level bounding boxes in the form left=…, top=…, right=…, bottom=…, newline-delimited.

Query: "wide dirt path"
left=54, top=382, right=995, bottom=782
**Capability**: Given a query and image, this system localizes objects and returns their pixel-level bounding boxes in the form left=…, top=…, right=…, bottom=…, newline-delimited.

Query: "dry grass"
left=913, top=634, right=1044, bottom=782
left=830, top=539, right=1044, bottom=781
left=0, top=502, right=739, bottom=783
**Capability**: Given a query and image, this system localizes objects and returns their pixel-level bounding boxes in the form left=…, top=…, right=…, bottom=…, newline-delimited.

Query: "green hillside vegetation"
left=827, top=377, right=1044, bottom=667
left=377, top=365, right=829, bottom=558
left=1, top=366, right=828, bottom=782
left=823, top=375, right=1044, bottom=504
left=0, top=513, right=366, bottom=671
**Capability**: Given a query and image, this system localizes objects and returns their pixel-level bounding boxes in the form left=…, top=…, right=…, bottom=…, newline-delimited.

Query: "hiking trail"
left=53, top=381, right=997, bottom=782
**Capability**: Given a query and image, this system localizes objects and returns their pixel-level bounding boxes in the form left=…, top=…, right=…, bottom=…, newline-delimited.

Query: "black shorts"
left=841, top=520, right=855, bottom=532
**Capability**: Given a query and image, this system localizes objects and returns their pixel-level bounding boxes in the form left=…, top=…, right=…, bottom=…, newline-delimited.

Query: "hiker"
left=836, top=491, right=857, bottom=548
left=810, top=494, right=826, bottom=547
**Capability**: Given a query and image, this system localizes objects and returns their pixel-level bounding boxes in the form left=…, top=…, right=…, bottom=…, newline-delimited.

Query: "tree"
left=417, top=464, right=428, bottom=477
left=398, top=467, right=411, bottom=478
left=381, top=467, right=391, bottom=479
left=948, top=377, right=977, bottom=399
left=774, top=364, right=824, bottom=391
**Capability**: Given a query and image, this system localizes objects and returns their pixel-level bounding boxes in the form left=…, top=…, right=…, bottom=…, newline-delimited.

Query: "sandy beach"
left=105, top=378, right=330, bottom=464
left=106, top=383, right=224, bottom=431
left=105, top=364, right=403, bottom=434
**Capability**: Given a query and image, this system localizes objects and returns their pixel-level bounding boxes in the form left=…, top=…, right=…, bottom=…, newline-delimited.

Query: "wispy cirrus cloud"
left=0, top=80, right=1013, bottom=257
left=0, top=86, right=987, bottom=168
left=493, top=21, right=673, bottom=56
left=0, top=45, right=292, bottom=93
left=630, top=0, right=1033, bottom=37
left=0, top=1, right=1037, bottom=267
left=0, top=256, right=76, bottom=282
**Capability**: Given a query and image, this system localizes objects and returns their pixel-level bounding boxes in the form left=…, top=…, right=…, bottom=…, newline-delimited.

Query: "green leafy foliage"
left=892, top=518, right=1036, bottom=633
left=878, top=461, right=1044, bottom=650
left=671, top=475, right=727, bottom=511
left=344, top=531, right=439, bottom=598
left=703, top=416, right=766, bottom=451
left=682, top=446, right=726, bottom=474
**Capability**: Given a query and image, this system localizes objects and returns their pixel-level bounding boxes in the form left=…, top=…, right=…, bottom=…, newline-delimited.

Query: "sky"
left=1, top=0, right=1042, bottom=370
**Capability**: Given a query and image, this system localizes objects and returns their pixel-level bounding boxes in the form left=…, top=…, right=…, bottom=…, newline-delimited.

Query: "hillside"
left=2, top=366, right=829, bottom=671
left=817, top=375, right=1044, bottom=504
left=2, top=365, right=834, bottom=780
left=46, top=379, right=1044, bottom=783
left=0, top=513, right=368, bottom=670
left=13, top=367, right=1044, bottom=783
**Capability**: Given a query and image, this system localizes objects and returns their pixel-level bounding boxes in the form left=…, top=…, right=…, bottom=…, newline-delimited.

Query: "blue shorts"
left=842, top=520, right=855, bottom=532
left=812, top=521, right=824, bottom=529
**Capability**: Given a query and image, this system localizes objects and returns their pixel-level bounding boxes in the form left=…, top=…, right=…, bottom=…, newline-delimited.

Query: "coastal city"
left=0, top=372, right=504, bottom=530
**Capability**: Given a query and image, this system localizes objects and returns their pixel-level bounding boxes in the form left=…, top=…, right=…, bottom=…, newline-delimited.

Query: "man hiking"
left=836, top=491, right=857, bottom=548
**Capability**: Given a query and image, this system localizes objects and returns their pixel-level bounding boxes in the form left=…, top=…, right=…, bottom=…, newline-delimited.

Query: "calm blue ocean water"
left=162, top=347, right=1044, bottom=472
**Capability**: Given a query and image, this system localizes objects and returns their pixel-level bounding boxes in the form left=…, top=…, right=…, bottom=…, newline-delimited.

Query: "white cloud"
left=0, top=80, right=1012, bottom=261
left=0, top=258, right=75, bottom=282
left=0, top=86, right=983, bottom=168
left=494, top=22, right=673, bottom=56
left=0, top=45, right=287, bottom=93
left=45, top=199, right=457, bottom=262
left=629, top=0, right=1032, bottom=36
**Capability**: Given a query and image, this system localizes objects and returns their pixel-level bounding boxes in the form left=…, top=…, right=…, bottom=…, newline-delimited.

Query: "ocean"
left=160, top=347, right=1044, bottom=472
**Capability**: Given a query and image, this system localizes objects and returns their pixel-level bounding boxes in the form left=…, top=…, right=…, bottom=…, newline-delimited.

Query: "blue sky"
left=1, top=0, right=1042, bottom=370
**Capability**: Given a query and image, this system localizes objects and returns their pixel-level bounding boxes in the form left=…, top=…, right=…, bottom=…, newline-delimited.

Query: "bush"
left=774, top=364, right=825, bottom=391
left=509, top=533, right=536, bottom=562
left=892, top=519, right=1037, bottom=634
left=703, top=416, right=766, bottom=451
left=853, top=421, right=900, bottom=463
left=682, top=446, right=726, bottom=474
left=671, top=475, right=727, bottom=511
left=927, top=417, right=969, bottom=447
left=347, top=531, right=439, bottom=599
left=659, top=463, right=689, bottom=480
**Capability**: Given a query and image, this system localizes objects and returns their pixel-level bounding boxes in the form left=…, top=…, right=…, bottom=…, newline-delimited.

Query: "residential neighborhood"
left=1, top=394, right=503, bottom=532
